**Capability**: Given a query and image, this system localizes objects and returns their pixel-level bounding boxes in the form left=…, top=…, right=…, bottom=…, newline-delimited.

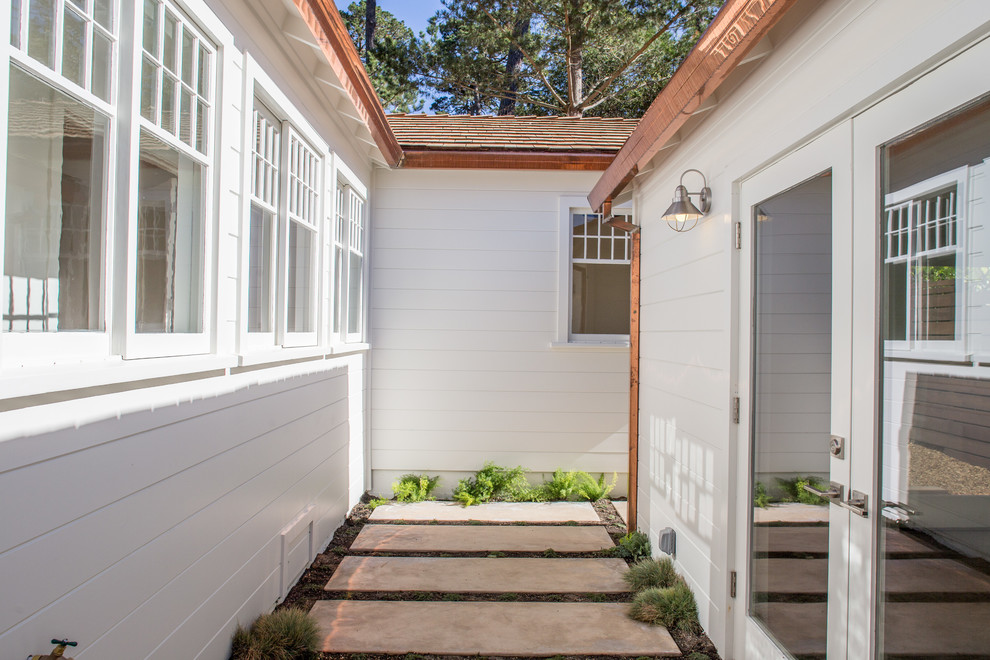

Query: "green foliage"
left=340, top=1, right=423, bottom=113
left=392, top=474, right=441, bottom=502
left=623, top=557, right=677, bottom=592
left=541, top=468, right=582, bottom=501
left=453, top=462, right=529, bottom=506
left=543, top=548, right=561, bottom=558
left=420, top=0, right=722, bottom=117
left=230, top=608, right=321, bottom=660
left=686, top=653, right=711, bottom=660
left=367, top=497, right=389, bottom=511
left=629, top=580, right=699, bottom=632
left=614, top=531, right=652, bottom=562
left=577, top=472, right=618, bottom=501
left=754, top=482, right=770, bottom=509
left=775, top=476, right=830, bottom=506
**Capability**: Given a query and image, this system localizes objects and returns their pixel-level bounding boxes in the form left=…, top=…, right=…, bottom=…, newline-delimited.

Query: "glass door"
left=738, top=123, right=855, bottom=660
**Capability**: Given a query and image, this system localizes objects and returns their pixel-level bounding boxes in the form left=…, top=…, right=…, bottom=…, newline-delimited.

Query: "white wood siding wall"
left=0, top=0, right=374, bottom=657
left=370, top=169, right=629, bottom=496
left=630, top=0, right=990, bottom=654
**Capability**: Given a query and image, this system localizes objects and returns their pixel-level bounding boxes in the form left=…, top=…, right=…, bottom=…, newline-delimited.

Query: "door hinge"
left=732, top=396, right=740, bottom=424
left=734, top=222, right=742, bottom=250
left=730, top=570, right=737, bottom=598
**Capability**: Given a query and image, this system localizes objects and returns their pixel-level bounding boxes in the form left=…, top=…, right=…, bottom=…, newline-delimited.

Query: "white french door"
left=736, top=33, right=990, bottom=660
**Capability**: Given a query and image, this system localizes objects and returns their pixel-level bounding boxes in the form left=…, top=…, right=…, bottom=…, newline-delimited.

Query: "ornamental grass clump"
left=230, top=608, right=321, bottom=660
left=623, top=556, right=678, bottom=591
left=392, top=473, right=440, bottom=502
left=629, top=580, right=700, bottom=632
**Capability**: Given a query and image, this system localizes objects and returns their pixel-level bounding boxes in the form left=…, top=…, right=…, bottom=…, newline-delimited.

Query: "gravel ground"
left=909, top=443, right=990, bottom=496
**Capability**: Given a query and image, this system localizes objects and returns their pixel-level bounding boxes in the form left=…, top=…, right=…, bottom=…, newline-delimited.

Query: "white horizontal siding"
left=370, top=169, right=630, bottom=496
left=0, top=363, right=358, bottom=659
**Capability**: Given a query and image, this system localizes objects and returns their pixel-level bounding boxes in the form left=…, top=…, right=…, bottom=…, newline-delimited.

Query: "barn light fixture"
left=662, top=169, right=711, bottom=232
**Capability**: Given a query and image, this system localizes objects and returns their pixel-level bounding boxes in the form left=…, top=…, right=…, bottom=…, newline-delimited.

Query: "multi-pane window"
left=4, top=0, right=116, bottom=333
left=140, top=0, right=211, bottom=153
left=332, top=185, right=346, bottom=337
left=286, top=133, right=319, bottom=334
left=135, top=0, right=213, bottom=334
left=884, top=181, right=961, bottom=342
left=571, top=211, right=631, bottom=337
left=248, top=104, right=279, bottom=334
left=347, top=190, right=365, bottom=338
left=245, top=99, right=321, bottom=345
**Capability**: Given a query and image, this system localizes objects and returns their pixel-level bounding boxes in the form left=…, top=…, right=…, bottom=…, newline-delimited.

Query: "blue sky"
left=333, top=0, right=447, bottom=36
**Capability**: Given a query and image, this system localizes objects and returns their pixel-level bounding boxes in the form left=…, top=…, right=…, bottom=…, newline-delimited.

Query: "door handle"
left=838, top=490, right=869, bottom=518
left=802, top=481, right=844, bottom=501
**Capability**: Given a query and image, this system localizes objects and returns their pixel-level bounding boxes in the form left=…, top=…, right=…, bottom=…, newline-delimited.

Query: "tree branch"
left=579, top=1, right=695, bottom=109
left=418, top=70, right=563, bottom=112
left=481, top=8, right=567, bottom=108
left=582, top=73, right=675, bottom=112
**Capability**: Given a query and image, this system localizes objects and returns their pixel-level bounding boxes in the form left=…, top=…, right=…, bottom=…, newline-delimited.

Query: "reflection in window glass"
left=3, top=66, right=107, bottom=332
left=28, top=0, right=56, bottom=68
left=570, top=212, right=631, bottom=336
left=287, top=224, right=313, bottom=333
left=11, top=0, right=23, bottom=48
left=878, top=96, right=990, bottom=659
left=61, top=6, right=86, bottom=88
left=247, top=205, right=273, bottom=333
left=136, top=131, right=203, bottom=333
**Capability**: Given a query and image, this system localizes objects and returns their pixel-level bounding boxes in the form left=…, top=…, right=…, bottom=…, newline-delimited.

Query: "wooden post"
left=628, top=230, right=641, bottom=533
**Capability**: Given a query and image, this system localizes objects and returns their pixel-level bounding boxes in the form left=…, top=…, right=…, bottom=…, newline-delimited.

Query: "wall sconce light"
left=662, top=169, right=711, bottom=232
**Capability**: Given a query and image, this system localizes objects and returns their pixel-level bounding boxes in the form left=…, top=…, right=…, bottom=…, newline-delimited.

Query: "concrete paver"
left=325, top=556, right=630, bottom=593
left=369, top=500, right=600, bottom=523
left=612, top=500, right=628, bottom=524
left=311, top=600, right=681, bottom=656
left=351, top=523, right=614, bottom=553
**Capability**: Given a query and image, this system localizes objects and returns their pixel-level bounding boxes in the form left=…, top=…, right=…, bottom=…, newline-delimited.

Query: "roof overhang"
left=588, top=0, right=799, bottom=211
left=289, top=0, right=403, bottom=167
left=400, top=150, right=618, bottom=171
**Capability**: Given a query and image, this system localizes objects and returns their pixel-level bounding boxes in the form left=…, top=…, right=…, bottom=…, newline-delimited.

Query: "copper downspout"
left=627, top=229, right=640, bottom=533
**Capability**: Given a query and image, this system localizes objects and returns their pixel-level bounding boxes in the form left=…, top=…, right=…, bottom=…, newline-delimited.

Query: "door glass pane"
left=136, top=131, right=203, bottom=333
left=751, top=172, right=832, bottom=660
left=878, top=96, right=990, bottom=659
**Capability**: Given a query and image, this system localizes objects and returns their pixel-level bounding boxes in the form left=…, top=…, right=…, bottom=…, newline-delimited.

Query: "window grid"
left=287, top=134, right=319, bottom=227
left=348, top=191, right=365, bottom=257
left=11, top=0, right=117, bottom=103
left=572, top=213, right=631, bottom=264
left=884, top=187, right=958, bottom=263
left=140, top=0, right=213, bottom=155
left=251, top=106, right=280, bottom=211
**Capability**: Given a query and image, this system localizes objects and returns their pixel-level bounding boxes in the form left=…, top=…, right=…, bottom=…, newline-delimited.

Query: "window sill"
left=238, top=345, right=326, bottom=367
left=0, top=353, right=239, bottom=402
left=330, top=342, right=371, bottom=356
left=549, top=341, right=630, bottom=352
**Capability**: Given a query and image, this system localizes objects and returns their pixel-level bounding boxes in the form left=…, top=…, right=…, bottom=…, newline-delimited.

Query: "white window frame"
left=554, top=196, right=632, bottom=347
left=883, top=165, right=969, bottom=358
left=237, top=56, right=328, bottom=357
left=0, top=0, right=119, bottom=367
left=121, top=0, right=222, bottom=359
left=332, top=157, right=368, bottom=346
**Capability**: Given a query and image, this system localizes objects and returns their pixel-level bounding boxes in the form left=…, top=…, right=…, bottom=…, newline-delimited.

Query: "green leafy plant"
left=623, top=557, right=677, bottom=592
left=614, top=531, right=652, bottom=562
left=540, top=468, right=582, bottom=501
left=775, top=475, right=829, bottom=506
left=754, top=481, right=770, bottom=509
left=392, top=474, right=440, bottom=502
left=576, top=471, right=618, bottom=501
left=629, top=580, right=699, bottom=632
left=230, top=608, right=321, bottom=660
left=367, top=497, right=389, bottom=511
left=453, top=462, right=529, bottom=506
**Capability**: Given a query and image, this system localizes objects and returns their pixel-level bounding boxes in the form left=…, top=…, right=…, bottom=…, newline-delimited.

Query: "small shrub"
left=576, top=471, right=618, bottom=501
left=629, top=581, right=699, bottom=632
left=230, top=608, right=321, bottom=660
left=453, top=462, right=529, bottom=506
left=541, top=468, right=582, bottom=501
left=623, top=557, right=677, bottom=591
left=367, top=497, right=389, bottom=511
left=614, top=531, right=652, bottom=562
left=754, top=481, right=770, bottom=509
left=392, top=474, right=440, bottom=503
left=774, top=475, right=830, bottom=506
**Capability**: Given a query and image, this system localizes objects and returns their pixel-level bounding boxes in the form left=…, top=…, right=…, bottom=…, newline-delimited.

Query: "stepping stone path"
left=309, top=500, right=681, bottom=657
